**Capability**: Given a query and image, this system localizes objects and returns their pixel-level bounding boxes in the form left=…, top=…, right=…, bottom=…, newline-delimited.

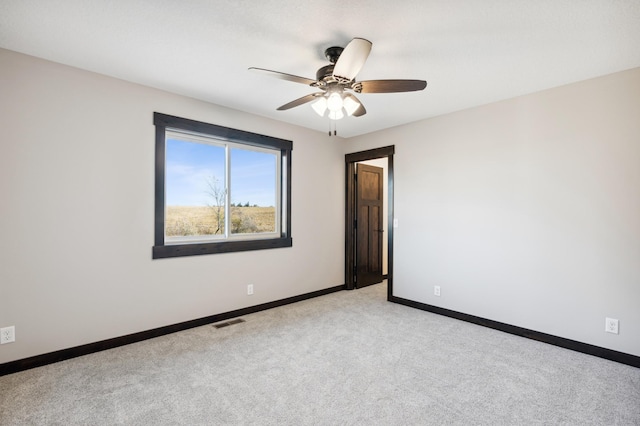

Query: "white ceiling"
left=2, top=0, right=640, bottom=138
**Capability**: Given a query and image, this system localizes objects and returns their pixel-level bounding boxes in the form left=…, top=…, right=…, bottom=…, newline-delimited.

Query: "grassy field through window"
left=166, top=206, right=276, bottom=236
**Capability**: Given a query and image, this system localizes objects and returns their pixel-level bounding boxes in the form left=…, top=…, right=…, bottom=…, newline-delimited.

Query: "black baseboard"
left=0, top=284, right=346, bottom=377
left=389, top=296, right=640, bottom=369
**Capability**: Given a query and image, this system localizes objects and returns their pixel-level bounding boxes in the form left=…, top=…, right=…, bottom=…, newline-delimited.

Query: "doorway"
left=345, top=146, right=394, bottom=300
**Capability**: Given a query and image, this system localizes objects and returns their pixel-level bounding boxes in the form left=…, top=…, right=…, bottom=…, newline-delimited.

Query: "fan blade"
left=332, top=38, right=372, bottom=82
left=249, top=67, right=317, bottom=86
left=277, top=93, right=324, bottom=111
left=357, top=79, right=427, bottom=93
left=344, top=93, right=366, bottom=117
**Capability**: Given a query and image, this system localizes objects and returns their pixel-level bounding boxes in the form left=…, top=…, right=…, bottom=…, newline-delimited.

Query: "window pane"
left=230, top=148, right=277, bottom=234
left=165, top=137, right=226, bottom=239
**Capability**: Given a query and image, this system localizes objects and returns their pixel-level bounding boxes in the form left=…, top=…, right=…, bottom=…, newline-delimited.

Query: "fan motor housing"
left=316, top=65, right=335, bottom=82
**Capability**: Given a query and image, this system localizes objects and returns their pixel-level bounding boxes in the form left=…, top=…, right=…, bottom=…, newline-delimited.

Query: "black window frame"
left=153, top=112, right=292, bottom=259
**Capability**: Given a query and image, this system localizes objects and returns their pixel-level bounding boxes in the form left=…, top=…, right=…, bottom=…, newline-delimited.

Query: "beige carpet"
left=1, top=282, right=639, bottom=425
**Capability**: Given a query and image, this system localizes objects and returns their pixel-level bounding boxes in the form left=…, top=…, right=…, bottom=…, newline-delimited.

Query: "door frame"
left=345, top=145, right=394, bottom=300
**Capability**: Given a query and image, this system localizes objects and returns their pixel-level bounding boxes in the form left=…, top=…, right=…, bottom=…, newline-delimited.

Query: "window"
left=153, top=112, right=292, bottom=258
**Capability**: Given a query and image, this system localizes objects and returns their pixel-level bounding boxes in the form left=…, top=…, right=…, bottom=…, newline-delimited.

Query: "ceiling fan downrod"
left=324, top=46, right=344, bottom=64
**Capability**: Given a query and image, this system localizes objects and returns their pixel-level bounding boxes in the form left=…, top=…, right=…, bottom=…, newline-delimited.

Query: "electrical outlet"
left=434, top=286, right=441, bottom=297
left=605, top=318, right=619, bottom=334
left=247, top=284, right=254, bottom=295
left=0, top=326, right=15, bottom=344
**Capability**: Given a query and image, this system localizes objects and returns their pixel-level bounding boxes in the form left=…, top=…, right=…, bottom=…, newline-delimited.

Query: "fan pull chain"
left=328, top=120, right=337, bottom=137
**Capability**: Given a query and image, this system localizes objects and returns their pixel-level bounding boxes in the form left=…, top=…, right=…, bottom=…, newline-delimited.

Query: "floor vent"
left=213, top=318, right=245, bottom=329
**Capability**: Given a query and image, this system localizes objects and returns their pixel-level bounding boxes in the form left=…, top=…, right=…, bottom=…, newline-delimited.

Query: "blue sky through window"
left=166, top=138, right=276, bottom=207
left=231, top=148, right=276, bottom=207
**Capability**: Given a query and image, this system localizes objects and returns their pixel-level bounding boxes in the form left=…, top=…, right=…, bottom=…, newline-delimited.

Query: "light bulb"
left=326, top=92, right=343, bottom=112
left=311, top=97, right=327, bottom=116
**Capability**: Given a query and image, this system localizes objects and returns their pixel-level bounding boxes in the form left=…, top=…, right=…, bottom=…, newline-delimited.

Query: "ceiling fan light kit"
left=249, top=37, right=427, bottom=130
left=310, top=90, right=360, bottom=120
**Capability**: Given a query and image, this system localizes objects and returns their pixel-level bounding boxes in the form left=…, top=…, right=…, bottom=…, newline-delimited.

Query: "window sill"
left=152, top=237, right=292, bottom=259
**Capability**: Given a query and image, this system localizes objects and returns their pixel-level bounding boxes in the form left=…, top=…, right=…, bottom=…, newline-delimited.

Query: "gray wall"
left=0, top=49, right=346, bottom=364
left=347, top=67, right=640, bottom=357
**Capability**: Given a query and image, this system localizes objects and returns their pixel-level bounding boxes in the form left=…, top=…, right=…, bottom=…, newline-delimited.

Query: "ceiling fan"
left=249, top=38, right=427, bottom=122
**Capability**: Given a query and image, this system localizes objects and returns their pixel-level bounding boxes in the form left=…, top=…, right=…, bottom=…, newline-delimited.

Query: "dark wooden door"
left=355, top=163, right=383, bottom=288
